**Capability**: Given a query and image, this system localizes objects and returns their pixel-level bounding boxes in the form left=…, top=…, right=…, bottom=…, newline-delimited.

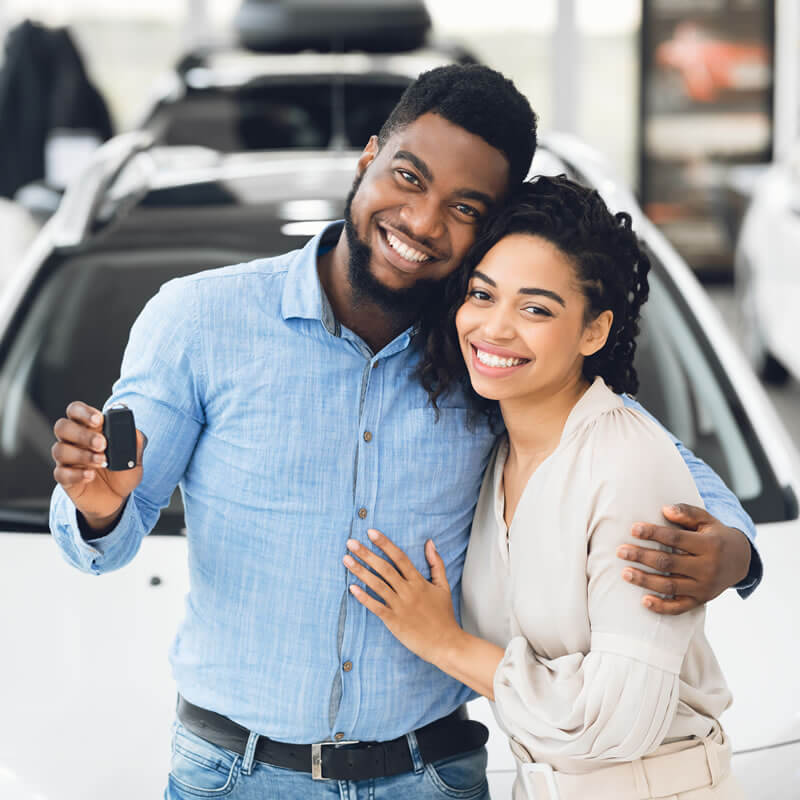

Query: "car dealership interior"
left=0, top=2, right=798, bottom=799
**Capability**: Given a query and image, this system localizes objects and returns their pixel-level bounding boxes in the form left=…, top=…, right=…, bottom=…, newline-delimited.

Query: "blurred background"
left=1, top=3, right=799, bottom=799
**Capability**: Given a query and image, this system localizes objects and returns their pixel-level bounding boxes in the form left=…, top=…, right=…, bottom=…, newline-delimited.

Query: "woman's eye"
left=468, top=289, right=491, bottom=301
left=525, top=305, right=552, bottom=317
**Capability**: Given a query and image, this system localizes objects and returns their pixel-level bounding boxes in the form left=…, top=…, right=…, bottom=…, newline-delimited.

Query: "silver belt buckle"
left=311, top=740, right=359, bottom=780
left=519, top=762, right=561, bottom=800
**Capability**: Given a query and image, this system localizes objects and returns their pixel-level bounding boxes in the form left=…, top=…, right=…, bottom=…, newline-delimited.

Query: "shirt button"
left=335, top=732, right=345, bottom=741
left=363, top=431, right=372, bottom=442
left=343, top=661, right=353, bottom=672
left=358, top=507, right=367, bottom=519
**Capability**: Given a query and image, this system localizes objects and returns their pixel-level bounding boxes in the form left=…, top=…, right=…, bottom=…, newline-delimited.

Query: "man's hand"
left=617, top=503, right=751, bottom=615
left=52, top=401, right=146, bottom=532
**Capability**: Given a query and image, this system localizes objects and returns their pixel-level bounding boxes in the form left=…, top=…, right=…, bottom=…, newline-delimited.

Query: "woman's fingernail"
left=367, top=529, right=378, bottom=540
left=643, top=598, right=654, bottom=609
left=618, top=547, right=631, bottom=559
left=623, top=569, right=634, bottom=581
left=343, top=555, right=354, bottom=567
left=347, top=539, right=359, bottom=551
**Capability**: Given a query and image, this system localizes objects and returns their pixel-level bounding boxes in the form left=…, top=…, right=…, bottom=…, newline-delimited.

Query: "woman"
left=341, top=176, right=744, bottom=799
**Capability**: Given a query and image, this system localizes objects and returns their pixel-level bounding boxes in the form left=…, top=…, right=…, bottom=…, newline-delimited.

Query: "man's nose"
left=400, top=195, right=445, bottom=243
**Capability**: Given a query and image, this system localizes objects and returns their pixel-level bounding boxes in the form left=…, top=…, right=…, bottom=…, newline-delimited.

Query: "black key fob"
left=103, top=406, right=137, bottom=471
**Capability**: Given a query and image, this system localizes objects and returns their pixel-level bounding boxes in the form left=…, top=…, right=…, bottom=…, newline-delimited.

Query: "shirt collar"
left=281, top=220, right=344, bottom=334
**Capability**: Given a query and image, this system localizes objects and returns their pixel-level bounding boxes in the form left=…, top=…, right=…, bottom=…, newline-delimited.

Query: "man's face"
left=344, top=112, right=511, bottom=312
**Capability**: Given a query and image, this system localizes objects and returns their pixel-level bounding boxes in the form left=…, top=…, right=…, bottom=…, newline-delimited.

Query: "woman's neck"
left=499, top=374, right=591, bottom=471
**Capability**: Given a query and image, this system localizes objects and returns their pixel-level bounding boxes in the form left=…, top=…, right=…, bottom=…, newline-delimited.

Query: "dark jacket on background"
left=0, top=20, right=113, bottom=198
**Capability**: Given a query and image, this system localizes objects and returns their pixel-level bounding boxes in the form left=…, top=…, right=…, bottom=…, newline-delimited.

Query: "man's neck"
left=317, top=232, right=416, bottom=353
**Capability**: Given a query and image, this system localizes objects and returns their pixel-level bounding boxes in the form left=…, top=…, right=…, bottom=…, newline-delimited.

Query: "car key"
left=103, top=406, right=137, bottom=470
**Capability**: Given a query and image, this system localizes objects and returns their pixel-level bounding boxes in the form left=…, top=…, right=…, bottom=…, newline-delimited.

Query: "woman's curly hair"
left=416, top=174, right=651, bottom=428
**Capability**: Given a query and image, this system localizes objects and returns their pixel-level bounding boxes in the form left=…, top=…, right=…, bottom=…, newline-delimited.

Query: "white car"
left=735, top=142, right=800, bottom=385
left=0, top=133, right=798, bottom=799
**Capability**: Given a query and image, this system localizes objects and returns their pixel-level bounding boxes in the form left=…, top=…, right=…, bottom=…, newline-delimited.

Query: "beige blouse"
left=461, top=377, right=732, bottom=776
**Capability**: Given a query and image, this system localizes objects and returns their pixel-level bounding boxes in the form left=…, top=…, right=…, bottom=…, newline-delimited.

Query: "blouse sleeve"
left=492, top=407, right=706, bottom=762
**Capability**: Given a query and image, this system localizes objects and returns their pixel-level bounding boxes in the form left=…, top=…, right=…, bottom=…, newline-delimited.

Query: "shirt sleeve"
left=492, top=408, right=713, bottom=763
left=49, top=277, right=205, bottom=575
left=621, top=393, right=762, bottom=598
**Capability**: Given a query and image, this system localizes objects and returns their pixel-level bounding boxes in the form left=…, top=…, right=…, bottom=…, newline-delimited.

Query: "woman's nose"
left=481, top=303, right=516, bottom=340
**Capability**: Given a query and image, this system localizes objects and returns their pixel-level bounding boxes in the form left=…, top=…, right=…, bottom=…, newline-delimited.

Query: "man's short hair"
left=378, top=64, right=538, bottom=189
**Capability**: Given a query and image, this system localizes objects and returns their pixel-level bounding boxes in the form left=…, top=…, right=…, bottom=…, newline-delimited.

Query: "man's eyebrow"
left=455, top=188, right=496, bottom=208
left=394, top=150, right=433, bottom=182
left=471, top=271, right=566, bottom=307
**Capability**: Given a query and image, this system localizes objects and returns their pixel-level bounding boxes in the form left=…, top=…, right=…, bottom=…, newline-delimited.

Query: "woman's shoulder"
left=576, top=380, right=697, bottom=494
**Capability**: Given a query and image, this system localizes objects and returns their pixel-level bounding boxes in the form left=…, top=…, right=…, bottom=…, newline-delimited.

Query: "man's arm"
left=50, top=278, right=204, bottom=575
left=617, top=395, right=762, bottom=613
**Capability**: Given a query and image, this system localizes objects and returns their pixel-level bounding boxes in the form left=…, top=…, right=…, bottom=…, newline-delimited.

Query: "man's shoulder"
left=179, top=250, right=299, bottom=290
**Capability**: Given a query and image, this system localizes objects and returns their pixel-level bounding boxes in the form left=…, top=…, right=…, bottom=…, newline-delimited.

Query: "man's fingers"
left=343, top=554, right=393, bottom=600
left=616, top=543, right=699, bottom=578
left=630, top=522, right=699, bottom=552
left=66, top=401, right=104, bottom=429
left=53, top=418, right=106, bottom=452
left=53, top=465, right=97, bottom=488
left=659, top=503, right=714, bottom=531
left=641, top=594, right=700, bottom=616
left=622, top=567, right=694, bottom=598
left=367, top=529, right=416, bottom=578
left=51, top=441, right=108, bottom=469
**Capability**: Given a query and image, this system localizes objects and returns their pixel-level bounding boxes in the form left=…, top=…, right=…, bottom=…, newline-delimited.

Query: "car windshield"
left=0, top=209, right=788, bottom=531
left=153, top=79, right=409, bottom=151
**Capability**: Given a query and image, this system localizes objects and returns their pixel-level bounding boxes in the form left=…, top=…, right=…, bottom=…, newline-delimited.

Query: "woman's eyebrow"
left=471, top=271, right=566, bottom=307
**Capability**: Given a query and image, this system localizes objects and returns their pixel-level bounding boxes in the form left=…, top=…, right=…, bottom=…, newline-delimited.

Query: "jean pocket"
left=169, top=722, right=240, bottom=797
left=424, top=746, right=489, bottom=798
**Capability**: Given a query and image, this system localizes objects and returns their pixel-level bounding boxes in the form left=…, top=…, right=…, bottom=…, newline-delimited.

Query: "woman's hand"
left=343, top=529, right=463, bottom=665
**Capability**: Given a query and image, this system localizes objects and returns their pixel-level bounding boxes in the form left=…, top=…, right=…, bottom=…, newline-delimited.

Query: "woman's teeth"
left=476, top=349, right=527, bottom=368
left=385, top=230, right=430, bottom=263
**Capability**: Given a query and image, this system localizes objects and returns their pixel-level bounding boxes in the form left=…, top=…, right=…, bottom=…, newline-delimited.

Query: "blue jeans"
left=164, top=720, right=490, bottom=800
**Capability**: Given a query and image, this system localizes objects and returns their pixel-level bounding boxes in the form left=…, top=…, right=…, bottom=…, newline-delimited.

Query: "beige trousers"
left=513, top=723, right=746, bottom=800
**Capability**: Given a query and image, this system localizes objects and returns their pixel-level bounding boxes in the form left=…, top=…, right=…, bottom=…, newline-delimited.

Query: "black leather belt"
left=177, top=696, right=488, bottom=781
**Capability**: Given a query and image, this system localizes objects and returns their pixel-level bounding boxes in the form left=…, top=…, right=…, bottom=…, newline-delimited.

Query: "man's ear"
left=580, top=309, right=613, bottom=357
left=357, top=135, right=379, bottom=176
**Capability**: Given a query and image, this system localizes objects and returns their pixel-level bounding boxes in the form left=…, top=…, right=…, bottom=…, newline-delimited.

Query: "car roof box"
left=234, top=0, right=432, bottom=53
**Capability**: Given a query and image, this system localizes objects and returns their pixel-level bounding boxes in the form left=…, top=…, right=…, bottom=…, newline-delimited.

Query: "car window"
left=0, top=248, right=260, bottom=532
left=156, top=80, right=408, bottom=152
left=634, top=260, right=787, bottom=523
left=0, top=233, right=788, bottom=532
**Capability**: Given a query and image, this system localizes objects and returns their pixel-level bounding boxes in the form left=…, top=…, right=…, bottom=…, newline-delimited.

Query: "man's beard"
left=343, top=177, right=445, bottom=316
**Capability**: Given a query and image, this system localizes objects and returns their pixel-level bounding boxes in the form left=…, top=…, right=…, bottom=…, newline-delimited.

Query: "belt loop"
left=241, top=730, right=260, bottom=776
left=405, top=731, right=425, bottom=775
left=631, top=758, right=652, bottom=799
left=702, top=736, right=723, bottom=788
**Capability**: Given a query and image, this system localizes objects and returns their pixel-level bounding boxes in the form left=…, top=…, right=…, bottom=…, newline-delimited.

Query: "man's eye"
left=397, top=169, right=420, bottom=186
left=455, top=203, right=480, bottom=218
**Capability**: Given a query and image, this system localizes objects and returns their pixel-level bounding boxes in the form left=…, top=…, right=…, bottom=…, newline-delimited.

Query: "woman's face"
left=455, top=233, right=612, bottom=404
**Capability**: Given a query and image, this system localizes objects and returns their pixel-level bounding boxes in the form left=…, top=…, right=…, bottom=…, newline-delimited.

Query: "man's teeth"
left=385, top=230, right=430, bottom=263
left=476, top=349, right=526, bottom=368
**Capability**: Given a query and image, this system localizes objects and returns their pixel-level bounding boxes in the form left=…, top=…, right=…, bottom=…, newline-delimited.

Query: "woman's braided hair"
left=416, top=174, right=651, bottom=427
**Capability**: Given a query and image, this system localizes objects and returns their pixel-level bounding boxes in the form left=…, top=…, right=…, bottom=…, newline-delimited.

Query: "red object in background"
left=656, top=22, right=770, bottom=103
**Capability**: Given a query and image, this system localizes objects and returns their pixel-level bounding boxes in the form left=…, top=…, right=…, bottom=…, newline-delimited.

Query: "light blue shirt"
left=50, top=222, right=761, bottom=744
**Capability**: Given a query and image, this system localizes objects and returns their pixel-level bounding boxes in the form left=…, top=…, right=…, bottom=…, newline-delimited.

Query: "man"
left=50, top=65, right=760, bottom=800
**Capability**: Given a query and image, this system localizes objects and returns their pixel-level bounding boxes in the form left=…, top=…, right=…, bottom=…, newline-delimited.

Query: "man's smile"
left=375, top=223, right=441, bottom=275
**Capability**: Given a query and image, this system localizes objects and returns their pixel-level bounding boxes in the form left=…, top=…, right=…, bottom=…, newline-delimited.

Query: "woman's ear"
left=580, top=310, right=613, bottom=357
left=356, top=135, right=379, bottom=176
